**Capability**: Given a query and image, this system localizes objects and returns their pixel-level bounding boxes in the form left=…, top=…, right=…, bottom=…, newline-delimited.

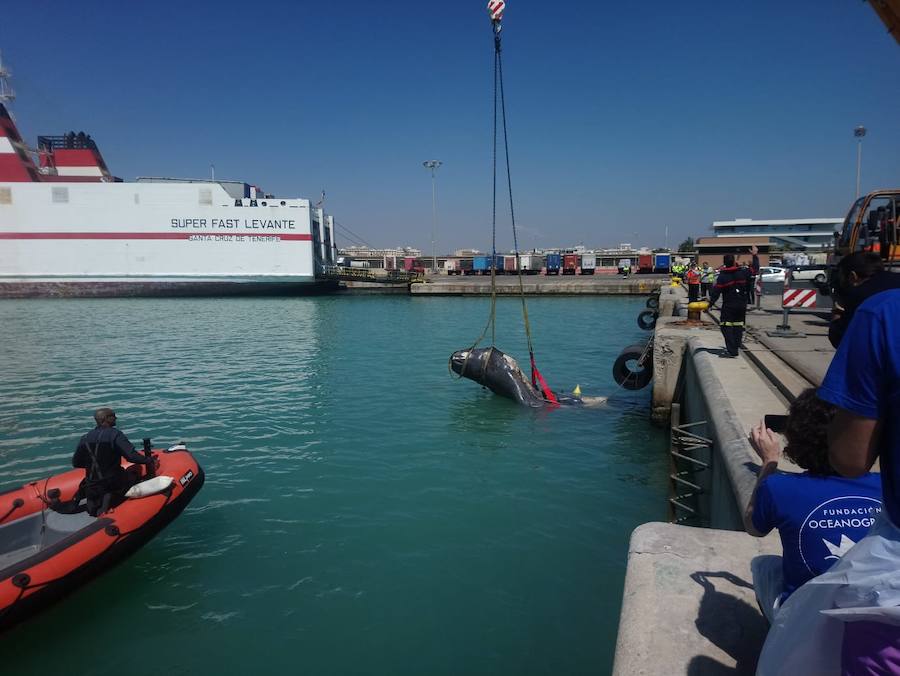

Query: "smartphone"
left=764, top=414, right=788, bottom=434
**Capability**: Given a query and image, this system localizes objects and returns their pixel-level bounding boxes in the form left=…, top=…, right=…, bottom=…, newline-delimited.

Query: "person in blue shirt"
left=743, top=388, right=882, bottom=623
left=755, top=290, right=900, bottom=674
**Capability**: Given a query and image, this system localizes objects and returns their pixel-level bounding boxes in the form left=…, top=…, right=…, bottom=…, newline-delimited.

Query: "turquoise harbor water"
left=0, top=295, right=667, bottom=675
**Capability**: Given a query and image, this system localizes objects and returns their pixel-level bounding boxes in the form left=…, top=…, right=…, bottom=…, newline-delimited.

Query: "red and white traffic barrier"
left=782, top=288, right=817, bottom=308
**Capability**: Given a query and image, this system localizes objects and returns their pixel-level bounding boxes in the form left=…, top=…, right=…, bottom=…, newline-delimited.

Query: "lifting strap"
left=468, top=4, right=555, bottom=404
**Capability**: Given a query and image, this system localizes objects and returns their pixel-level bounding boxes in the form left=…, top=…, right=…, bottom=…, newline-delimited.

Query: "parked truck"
left=473, top=255, right=504, bottom=275
left=562, top=254, right=579, bottom=275
left=444, top=258, right=461, bottom=275
left=545, top=253, right=561, bottom=275
left=519, top=253, right=542, bottom=274
left=580, top=253, right=596, bottom=275
left=653, top=253, right=670, bottom=273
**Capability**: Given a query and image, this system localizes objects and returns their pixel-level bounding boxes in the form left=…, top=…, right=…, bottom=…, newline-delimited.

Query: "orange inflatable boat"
left=0, top=443, right=204, bottom=631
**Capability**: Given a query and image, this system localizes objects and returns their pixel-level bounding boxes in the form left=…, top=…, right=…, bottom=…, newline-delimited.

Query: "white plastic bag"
left=757, top=515, right=900, bottom=675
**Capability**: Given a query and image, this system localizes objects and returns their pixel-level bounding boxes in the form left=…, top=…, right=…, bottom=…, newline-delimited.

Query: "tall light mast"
left=423, top=159, right=442, bottom=272
left=854, top=125, right=866, bottom=200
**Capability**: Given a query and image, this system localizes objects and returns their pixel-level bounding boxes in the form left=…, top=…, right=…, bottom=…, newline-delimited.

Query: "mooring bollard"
left=687, top=300, right=709, bottom=322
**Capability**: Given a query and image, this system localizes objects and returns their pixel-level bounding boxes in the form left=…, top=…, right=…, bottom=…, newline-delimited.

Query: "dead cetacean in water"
left=449, top=346, right=608, bottom=408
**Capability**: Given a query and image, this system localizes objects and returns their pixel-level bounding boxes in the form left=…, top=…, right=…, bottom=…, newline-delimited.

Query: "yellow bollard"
left=687, top=300, right=709, bottom=321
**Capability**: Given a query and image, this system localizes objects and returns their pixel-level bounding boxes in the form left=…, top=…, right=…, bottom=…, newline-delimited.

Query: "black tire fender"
left=637, top=309, right=657, bottom=331
left=612, top=343, right=653, bottom=390
left=646, top=295, right=660, bottom=310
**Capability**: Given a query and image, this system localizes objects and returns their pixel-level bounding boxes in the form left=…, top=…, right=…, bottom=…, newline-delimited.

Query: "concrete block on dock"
left=613, top=522, right=780, bottom=676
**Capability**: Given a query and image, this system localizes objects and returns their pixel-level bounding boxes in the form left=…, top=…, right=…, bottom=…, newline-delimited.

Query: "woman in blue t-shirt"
left=743, top=388, right=882, bottom=623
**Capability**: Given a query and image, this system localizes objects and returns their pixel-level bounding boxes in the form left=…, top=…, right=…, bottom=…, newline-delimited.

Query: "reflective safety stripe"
left=722, top=321, right=745, bottom=327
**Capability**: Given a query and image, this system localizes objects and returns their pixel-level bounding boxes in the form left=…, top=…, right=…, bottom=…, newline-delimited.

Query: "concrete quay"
left=614, top=283, right=848, bottom=675
left=613, top=522, right=780, bottom=675
left=409, top=274, right=666, bottom=295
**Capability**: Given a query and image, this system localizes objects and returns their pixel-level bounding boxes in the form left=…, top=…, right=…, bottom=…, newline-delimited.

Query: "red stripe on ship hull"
left=0, top=232, right=313, bottom=241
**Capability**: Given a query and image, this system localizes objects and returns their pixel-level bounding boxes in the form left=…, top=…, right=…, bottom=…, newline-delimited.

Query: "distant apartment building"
left=711, top=217, right=842, bottom=250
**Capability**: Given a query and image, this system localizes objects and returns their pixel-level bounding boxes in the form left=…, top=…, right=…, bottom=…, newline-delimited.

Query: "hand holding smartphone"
left=764, top=414, right=788, bottom=434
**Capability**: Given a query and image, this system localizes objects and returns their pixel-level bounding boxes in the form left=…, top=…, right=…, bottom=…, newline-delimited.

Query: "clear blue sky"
left=2, top=1, right=898, bottom=253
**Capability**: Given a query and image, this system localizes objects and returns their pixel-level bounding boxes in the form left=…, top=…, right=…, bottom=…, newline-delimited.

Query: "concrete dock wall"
left=612, top=522, right=780, bottom=675
left=409, top=276, right=663, bottom=295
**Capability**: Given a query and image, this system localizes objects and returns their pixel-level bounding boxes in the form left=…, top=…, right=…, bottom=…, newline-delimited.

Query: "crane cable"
left=467, top=4, right=557, bottom=404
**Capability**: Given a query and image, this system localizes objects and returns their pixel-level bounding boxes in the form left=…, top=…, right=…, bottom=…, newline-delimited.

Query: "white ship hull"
left=0, top=181, right=338, bottom=298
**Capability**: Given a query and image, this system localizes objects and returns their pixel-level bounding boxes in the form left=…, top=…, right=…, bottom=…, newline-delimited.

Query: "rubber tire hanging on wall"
left=637, top=309, right=657, bottom=331
left=645, top=295, right=659, bottom=310
left=612, top=343, right=653, bottom=390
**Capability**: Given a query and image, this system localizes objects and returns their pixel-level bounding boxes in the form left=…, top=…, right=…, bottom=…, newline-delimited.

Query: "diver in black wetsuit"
left=73, top=408, right=155, bottom=516
left=709, top=245, right=759, bottom=357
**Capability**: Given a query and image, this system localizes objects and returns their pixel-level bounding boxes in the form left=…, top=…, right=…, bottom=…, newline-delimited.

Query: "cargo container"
left=349, top=260, right=370, bottom=269
left=580, top=254, right=596, bottom=275
left=383, top=255, right=397, bottom=270
left=545, top=253, right=561, bottom=275
left=562, top=254, right=579, bottom=275
left=638, top=254, right=653, bottom=273
left=403, top=256, right=417, bottom=272
left=444, top=258, right=461, bottom=275
left=460, top=258, right=474, bottom=275
left=653, top=253, right=670, bottom=273
left=503, top=255, right=517, bottom=273
left=473, top=255, right=502, bottom=274
left=519, top=254, right=542, bottom=274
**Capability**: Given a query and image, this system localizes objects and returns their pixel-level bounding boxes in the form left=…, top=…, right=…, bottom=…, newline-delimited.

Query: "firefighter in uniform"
left=709, top=245, right=759, bottom=357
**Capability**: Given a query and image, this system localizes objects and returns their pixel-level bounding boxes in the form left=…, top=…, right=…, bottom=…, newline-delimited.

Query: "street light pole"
left=854, top=125, right=866, bottom=199
left=423, top=160, right=442, bottom=273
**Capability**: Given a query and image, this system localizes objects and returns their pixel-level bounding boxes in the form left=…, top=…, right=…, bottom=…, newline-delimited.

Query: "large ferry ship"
left=0, top=55, right=338, bottom=297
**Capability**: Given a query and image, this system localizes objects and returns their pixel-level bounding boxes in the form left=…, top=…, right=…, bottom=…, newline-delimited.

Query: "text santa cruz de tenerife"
left=171, top=217, right=299, bottom=243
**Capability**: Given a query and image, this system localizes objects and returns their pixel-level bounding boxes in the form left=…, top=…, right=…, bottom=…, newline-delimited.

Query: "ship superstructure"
left=0, top=54, right=337, bottom=297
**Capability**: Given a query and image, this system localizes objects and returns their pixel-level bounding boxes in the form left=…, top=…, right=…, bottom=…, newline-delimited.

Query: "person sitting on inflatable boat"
left=72, top=408, right=156, bottom=516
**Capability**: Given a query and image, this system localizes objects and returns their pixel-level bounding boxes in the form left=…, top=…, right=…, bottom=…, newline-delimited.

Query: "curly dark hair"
left=783, top=388, right=837, bottom=476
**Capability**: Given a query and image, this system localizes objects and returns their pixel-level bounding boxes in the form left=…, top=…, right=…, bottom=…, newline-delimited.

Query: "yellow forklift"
left=832, top=189, right=900, bottom=270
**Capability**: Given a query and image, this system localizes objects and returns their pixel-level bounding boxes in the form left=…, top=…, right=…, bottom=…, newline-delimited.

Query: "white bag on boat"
left=125, top=476, right=174, bottom=499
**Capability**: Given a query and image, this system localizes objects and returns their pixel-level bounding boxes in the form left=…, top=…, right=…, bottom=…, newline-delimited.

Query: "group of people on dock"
left=737, top=252, right=900, bottom=674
